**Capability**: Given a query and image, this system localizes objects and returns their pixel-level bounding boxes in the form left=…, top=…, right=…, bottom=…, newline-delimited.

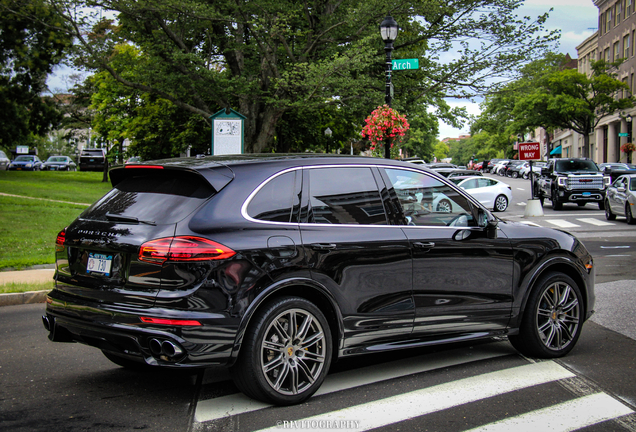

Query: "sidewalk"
left=0, top=267, right=55, bottom=307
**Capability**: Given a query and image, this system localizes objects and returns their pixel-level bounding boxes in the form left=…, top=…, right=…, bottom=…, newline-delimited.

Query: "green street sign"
left=392, top=59, right=419, bottom=70
left=619, top=132, right=629, bottom=137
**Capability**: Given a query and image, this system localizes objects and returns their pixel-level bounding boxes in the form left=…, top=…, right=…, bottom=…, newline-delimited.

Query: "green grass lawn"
left=0, top=171, right=113, bottom=271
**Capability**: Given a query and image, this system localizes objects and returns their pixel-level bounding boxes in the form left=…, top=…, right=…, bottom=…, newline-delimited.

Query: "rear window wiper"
left=105, top=213, right=156, bottom=225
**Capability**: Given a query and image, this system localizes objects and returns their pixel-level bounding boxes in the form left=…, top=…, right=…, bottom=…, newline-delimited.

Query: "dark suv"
left=44, top=154, right=595, bottom=405
left=79, top=148, right=107, bottom=171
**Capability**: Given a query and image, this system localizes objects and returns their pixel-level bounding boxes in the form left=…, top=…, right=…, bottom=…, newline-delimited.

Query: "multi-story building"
left=590, top=0, right=636, bottom=164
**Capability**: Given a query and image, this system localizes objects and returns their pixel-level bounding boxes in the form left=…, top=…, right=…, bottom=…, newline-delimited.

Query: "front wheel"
left=626, top=203, right=635, bottom=225
left=509, top=272, right=583, bottom=358
left=551, top=189, right=563, bottom=210
left=436, top=198, right=452, bottom=213
left=605, top=201, right=616, bottom=220
left=230, top=297, right=332, bottom=405
left=598, top=200, right=605, bottom=211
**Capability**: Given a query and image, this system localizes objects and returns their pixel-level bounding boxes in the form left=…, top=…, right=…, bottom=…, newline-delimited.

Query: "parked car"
left=125, top=156, right=142, bottom=164
left=491, top=160, right=510, bottom=176
left=599, top=162, right=630, bottom=172
left=43, top=154, right=595, bottom=406
left=432, top=168, right=484, bottom=178
left=484, top=158, right=505, bottom=173
left=79, top=148, right=107, bottom=171
left=450, top=175, right=512, bottom=212
left=519, top=161, right=547, bottom=180
left=402, top=157, right=426, bottom=165
left=426, top=162, right=457, bottom=169
left=42, top=156, right=77, bottom=171
left=8, top=155, right=43, bottom=171
left=605, top=174, right=636, bottom=224
left=0, top=150, right=10, bottom=170
left=504, top=160, right=526, bottom=178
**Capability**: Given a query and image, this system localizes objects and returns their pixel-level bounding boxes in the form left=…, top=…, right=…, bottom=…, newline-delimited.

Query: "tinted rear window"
left=80, top=172, right=214, bottom=224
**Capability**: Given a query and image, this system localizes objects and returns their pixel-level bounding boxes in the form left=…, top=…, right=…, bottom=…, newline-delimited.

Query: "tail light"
left=55, top=228, right=66, bottom=252
left=139, top=236, right=236, bottom=264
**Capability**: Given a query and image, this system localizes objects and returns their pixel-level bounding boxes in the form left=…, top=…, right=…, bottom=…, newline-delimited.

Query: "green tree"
left=0, top=0, right=72, bottom=148
left=513, top=59, right=634, bottom=158
left=52, top=0, right=558, bottom=153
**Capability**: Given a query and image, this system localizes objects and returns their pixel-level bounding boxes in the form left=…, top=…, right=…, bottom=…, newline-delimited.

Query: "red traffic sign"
left=518, top=142, right=541, bottom=161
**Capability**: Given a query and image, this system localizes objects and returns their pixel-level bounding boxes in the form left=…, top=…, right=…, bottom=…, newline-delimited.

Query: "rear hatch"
left=54, top=164, right=233, bottom=308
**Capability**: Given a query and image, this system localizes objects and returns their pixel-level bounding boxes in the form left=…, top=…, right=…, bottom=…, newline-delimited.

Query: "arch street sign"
left=519, top=142, right=541, bottom=161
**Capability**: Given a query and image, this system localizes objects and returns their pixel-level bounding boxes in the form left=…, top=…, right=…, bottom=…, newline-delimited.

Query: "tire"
left=522, top=173, right=528, bottom=180
left=626, top=203, right=635, bottom=225
left=493, top=194, right=508, bottom=212
left=551, top=189, right=562, bottom=210
left=509, top=272, right=583, bottom=358
left=605, top=201, right=616, bottom=220
left=230, top=297, right=332, bottom=405
left=512, top=172, right=518, bottom=178
left=598, top=200, right=605, bottom=210
left=436, top=198, right=452, bottom=213
left=102, top=350, right=154, bottom=370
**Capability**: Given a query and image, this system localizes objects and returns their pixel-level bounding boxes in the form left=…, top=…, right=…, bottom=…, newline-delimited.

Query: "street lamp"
left=324, top=127, right=332, bottom=154
left=379, top=15, right=398, bottom=159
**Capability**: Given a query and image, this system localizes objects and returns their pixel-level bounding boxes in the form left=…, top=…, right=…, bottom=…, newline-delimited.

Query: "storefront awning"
left=550, top=145, right=562, bottom=155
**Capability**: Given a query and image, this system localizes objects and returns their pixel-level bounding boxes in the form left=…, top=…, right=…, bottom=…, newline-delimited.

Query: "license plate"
left=87, top=253, right=113, bottom=276
left=582, top=192, right=591, bottom=196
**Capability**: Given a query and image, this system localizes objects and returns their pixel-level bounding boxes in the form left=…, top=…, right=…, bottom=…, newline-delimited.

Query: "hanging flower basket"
left=620, top=142, right=636, bottom=153
left=361, top=105, right=410, bottom=157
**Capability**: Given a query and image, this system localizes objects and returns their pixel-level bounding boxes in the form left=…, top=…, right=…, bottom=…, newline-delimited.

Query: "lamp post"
left=380, top=16, right=398, bottom=159
left=628, top=115, right=633, bottom=163
left=324, top=127, right=332, bottom=154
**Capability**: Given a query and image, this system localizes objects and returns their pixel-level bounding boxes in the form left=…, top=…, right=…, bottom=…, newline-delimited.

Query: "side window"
left=462, top=179, right=479, bottom=190
left=247, top=171, right=296, bottom=222
left=307, top=167, right=387, bottom=225
left=384, top=168, right=476, bottom=227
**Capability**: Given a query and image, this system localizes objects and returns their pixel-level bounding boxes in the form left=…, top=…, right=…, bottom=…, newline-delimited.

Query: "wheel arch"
left=515, top=258, right=589, bottom=330
left=227, top=277, right=343, bottom=367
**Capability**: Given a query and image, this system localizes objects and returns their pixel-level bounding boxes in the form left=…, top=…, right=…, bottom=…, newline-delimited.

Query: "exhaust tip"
left=42, top=315, right=52, bottom=332
left=161, top=340, right=184, bottom=357
left=149, top=338, right=163, bottom=356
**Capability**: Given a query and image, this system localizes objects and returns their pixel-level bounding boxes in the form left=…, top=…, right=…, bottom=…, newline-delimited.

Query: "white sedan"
left=450, top=176, right=512, bottom=212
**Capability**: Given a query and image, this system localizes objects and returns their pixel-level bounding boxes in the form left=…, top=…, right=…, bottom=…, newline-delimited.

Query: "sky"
left=46, top=0, right=600, bottom=139
left=437, top=0, right=600, bottom=139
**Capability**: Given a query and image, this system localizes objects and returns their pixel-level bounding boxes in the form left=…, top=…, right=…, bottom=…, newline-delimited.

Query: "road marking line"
left=576, top=218, right=614, bottom=226
left=193, top=342, right=514, bottom=423
left=465, top=393, right=633, bottom=432
left=546, top=219, right=580, bottom=228
left=254, top=361, right=575, bottom=432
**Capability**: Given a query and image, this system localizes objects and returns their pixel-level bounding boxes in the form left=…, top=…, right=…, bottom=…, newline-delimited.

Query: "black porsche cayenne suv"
left=44, top=154, right=595, bottom=405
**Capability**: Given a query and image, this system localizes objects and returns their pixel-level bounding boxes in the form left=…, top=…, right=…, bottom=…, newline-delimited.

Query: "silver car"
left=0, top=150, right=9, bottom=170
left=605, top=174, right=636, bottom=224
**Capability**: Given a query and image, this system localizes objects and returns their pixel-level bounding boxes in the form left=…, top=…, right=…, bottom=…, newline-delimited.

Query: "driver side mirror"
left=478, top=208, right=498, bottom=239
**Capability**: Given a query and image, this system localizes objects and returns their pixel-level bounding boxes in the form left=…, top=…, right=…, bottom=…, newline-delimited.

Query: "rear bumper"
left=44, top=290, right=238, bottom=368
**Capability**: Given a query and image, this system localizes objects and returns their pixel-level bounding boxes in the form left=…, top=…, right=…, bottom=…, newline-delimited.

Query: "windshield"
left=47, top=157, right=67, bottom=162
left=555, top=160, right=598, bottom=172
left=15, top=156, right=34, bottom=162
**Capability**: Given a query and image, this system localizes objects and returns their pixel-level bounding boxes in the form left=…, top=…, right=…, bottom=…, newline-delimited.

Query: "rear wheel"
left=230, top=297, right=332, bottom=405
left=509, top=272, right=583, bottom=358
left=605, top=201, right=616, bottom=220
left=512, top=171, right=518, bottom=178
left=436, top=199, right=452, bottom=213
left=626, top=203, right=635, bottom=225
left=493, top=195, right=508, bottom=212
left=551, top=189, right=562, bottom=210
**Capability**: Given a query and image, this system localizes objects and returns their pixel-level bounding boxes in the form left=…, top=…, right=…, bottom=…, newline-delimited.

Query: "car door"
left=381, top=167, right=514, bottom=337
left=613, top=176, right=629, bottom=215
left=298, top=165, right=414, bottom=353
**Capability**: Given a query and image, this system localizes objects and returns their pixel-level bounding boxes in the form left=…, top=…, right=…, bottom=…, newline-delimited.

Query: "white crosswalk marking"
left=465, top=393, right=633, bottom=432
left=194, top=342, right=514, bottom=423
left=254, top=361, right=575, bottom=432
left=576, top=218, right=615, bottom=226
left=546, top=219, right=580, bottom=228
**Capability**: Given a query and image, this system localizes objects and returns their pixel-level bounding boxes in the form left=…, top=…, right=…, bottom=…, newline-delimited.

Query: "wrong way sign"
left=518, top=142, right=541, bottom=161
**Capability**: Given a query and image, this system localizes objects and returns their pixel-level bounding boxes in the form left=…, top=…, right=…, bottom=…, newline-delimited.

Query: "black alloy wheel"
left=230, top=297, right=332, bottom=405
left=509, top=272, right=583, bottom=358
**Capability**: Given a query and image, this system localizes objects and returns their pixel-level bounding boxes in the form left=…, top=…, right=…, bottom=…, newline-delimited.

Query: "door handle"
left=311, top=243, right=337, bottom=251
left=413, top=242, right=435, bottom=249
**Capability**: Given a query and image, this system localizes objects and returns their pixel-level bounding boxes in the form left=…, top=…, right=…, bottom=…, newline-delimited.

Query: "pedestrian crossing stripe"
left=517, top=218, right=618, bottom=229
left=194, top=341, right=515, bottom=423
left=252, top=362, right=594, bottom=432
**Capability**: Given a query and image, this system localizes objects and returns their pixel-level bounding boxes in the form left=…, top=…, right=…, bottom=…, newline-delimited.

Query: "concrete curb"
left=0, top=290, right=49, bottom=307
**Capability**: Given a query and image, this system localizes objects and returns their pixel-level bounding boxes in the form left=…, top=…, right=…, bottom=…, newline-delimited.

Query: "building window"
left=614, top=42, right=620, bottom=61
left=605, top=48, right=610, bottom=62
left=607, top=9, right=612, bottom=33
left=625, top=34, right=631, bottom=58
left=628, top=0, right=633, bottom=16
left=617, top=3, right=622, bottom=25
left=631, top=73, right=634, bottom=94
